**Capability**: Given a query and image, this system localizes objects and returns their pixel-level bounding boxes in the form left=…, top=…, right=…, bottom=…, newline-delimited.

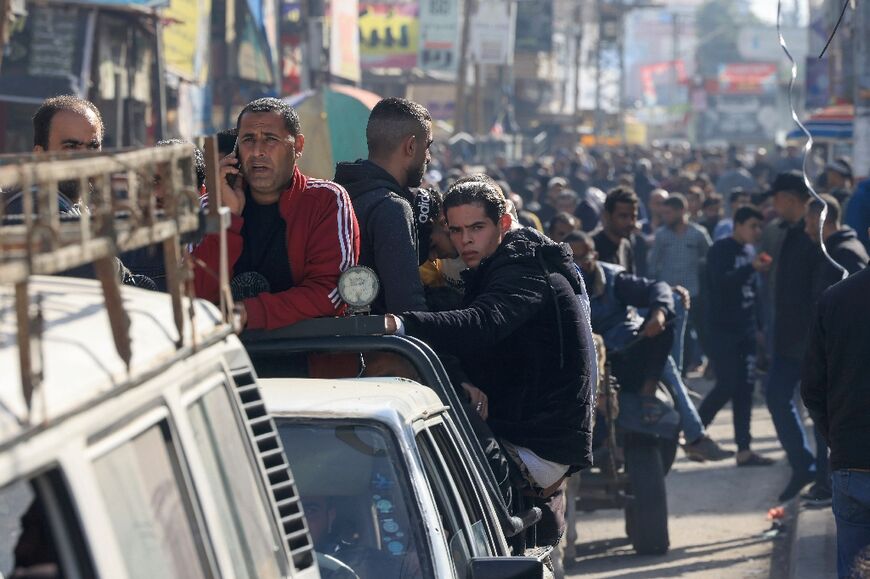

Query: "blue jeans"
left=670, top=294, right=689, bottom=373
left=832, top=470, right=870, bottom=578
left=765, top=355, right=815, bottom=473
left=661, top=354, right=705, bottom=443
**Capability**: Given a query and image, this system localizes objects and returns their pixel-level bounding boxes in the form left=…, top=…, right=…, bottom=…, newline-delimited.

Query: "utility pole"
left=453, top=0, right=474, bottom=134
left=573, top=1, right=583, bottom=119
left=594, top=0, right=603, bottom=135
left=854, top=0, right=870, bottom=179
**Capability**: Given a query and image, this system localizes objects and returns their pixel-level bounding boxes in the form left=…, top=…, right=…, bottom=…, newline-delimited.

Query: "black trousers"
left=698, top=330, right=755, bottom=451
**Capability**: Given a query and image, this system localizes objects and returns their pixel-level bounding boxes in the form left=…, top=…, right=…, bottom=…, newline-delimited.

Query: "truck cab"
left=0, top=144, right=320, bottom=579
left=262, top=377, right=543, bottom=579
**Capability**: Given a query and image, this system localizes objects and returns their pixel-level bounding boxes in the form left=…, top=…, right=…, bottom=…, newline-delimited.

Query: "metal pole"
left=454, top=0, right=474, bottom=134
left=594, top=0, right=602, bottom=136
left=573, top=2, right=583, bottom=119
left=854, top=0, right=870, bottom=179
left=618, top=14, right=626, bottom=142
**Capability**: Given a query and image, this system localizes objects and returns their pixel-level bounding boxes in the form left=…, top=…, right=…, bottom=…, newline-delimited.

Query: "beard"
left=406, top=161, right=426, bottom=189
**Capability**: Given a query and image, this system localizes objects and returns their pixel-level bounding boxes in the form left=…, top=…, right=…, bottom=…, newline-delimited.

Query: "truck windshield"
left=277, top=420, right=432, bottom=579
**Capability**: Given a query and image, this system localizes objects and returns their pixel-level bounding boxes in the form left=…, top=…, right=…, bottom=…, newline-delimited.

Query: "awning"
left=787, top=104, right=853, bottom=141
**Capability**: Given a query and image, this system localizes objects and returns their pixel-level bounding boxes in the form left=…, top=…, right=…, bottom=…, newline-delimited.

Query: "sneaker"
left=801, top=483, right=833, bottom=508
left=736, top=450, right=776, bottom=467
left=778, top=469, right=815, bottom=503
left=683, top=435, right=736, bottom=462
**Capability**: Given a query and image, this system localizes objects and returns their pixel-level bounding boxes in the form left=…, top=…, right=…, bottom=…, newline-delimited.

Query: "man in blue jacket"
left=567, top=231, right=732, bottom=461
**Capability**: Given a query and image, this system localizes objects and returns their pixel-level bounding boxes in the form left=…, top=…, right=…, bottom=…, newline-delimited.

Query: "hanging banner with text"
left=418, top=0, right=459, bottom=74
left=358, top=3, right=418, bottom=69
left=470, top=0, right=515, bottom=65
left=329, top=0, right=360, bottom=82
left=162, top=0, right=212, bottom=82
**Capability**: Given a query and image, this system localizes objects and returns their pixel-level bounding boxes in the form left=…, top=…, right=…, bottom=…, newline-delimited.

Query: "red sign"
left=717, top=63, right=778, bottom=95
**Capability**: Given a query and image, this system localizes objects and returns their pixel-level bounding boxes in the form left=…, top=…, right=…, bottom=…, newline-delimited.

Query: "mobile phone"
left=226, top=136, right=240, bottom=188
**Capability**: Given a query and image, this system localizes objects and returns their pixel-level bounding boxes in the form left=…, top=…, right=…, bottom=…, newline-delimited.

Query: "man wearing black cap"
left=824, top=158, right=853, bottom=208
left=762, top=171, right=825, bottom=502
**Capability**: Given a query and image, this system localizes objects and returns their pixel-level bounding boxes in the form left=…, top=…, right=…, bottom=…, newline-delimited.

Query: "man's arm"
left=707, top=243, right=755, bottom=293
left=648, top=230, right=663, bottom=278
left=613, top=272, right=675, bottom=318
left=401, top=264, right=547, bottom=355
left=370, top=196, right=428, bottom=313
left=244, top=186, right=359, bottom=330
left=697, top=226, right=712, bottom=265
left=801, top=302, right=829, bottom=442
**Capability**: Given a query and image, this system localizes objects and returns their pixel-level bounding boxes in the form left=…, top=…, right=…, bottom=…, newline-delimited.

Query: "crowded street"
left=1, top=0, right=870, bottom=577
left=568, top=374, right=812, bottom=578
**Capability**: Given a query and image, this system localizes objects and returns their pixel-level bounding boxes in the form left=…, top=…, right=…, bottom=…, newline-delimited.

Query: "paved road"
left=566, top=377, right=793, bottom=579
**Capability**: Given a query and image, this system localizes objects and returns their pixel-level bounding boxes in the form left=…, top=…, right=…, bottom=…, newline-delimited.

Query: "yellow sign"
left=358, top=4, right=418, bottom=69
left=162, top=0, right=212, bottom=82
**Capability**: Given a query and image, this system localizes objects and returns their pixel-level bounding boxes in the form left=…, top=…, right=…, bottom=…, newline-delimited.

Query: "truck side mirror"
left=467, top=556, right=543, bottom=579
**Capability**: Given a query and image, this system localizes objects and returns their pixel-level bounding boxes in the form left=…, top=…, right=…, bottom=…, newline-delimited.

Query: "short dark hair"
left=216, top=127, right=239, bottom=157
left=443, top=179, right=506, bottom=225
left=733, top=206, right=764, bottom=225
left=686, top=185, right=705, bottom=202
left=564, top=230, right=594, bottom=250
left=604, top=186, right=638, bottom=214
left=157, top=139, right=206, bottom=189
left=729, top=187, right=751, bottom=205
left=663, top=193, right=687, bottom=211
left=770, top=170, right=810, bottom=200
left=452, top=173, right=505, bottom=197
left=366, top=98, right=431, bottom=158
left=702, top=192, right=722, bottom=208
left=33, top=95, right=104, bottom=149
left=549, top=211, right=579, bottom=231
left=237, top=97, right=301, bottom=136
left=808, top=193, right=841, bottom=225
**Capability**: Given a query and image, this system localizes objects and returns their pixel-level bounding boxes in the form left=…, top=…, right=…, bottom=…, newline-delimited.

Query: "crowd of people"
left=3, top=93, right=870, bottom=579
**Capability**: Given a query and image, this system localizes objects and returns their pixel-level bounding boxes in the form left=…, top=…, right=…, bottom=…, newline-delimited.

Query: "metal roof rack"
left=0, top=141, right=234, bottom=420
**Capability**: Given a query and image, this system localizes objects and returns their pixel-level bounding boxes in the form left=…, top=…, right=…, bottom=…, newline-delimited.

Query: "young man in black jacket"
left=385, top=179, right=596, bottom=544
left=334, top=98, right=432, bottom=314
left=700, top=206, right=774, bottom=467
left=801, top=267, right=870, bottom=578
left=764, top=171, right=825, bottom=502
left=805, top=194, right=869, bottom=296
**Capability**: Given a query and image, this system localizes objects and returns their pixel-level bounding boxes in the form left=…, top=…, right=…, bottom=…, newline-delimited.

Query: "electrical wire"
left=777, top=0, right=848, bottom=281
left=818, top=0, right=851, bottom=59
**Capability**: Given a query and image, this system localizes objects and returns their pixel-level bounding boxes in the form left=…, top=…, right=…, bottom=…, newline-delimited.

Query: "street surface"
left=566, top=377, right=793, bottom=578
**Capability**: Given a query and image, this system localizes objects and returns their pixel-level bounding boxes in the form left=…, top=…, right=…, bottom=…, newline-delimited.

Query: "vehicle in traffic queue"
left=0, top=144, right=326, bottom=579
left=241, top=266, right=549, bottom=579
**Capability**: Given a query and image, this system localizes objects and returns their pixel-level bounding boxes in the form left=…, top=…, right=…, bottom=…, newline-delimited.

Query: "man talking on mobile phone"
left=193, top=98, right=360, bottom=330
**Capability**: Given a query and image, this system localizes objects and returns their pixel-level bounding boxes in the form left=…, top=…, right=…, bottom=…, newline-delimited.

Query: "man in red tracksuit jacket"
left=194, top=97, right=360, bottom=330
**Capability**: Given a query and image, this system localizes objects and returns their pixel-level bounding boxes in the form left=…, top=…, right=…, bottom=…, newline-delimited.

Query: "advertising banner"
left=716, top=63, right=778, bottom=95
left=358, top=3, right=418, bottom=69
left=329, top=0, right=360, bottom=82
left=418, top=0, right=459, bottom=74
left=470, top=0, right=515, bottom=65
left=162, top=0, right=212, bottom=82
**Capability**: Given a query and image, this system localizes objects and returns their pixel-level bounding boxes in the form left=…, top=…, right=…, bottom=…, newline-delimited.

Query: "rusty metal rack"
left=0, top=142, right=232, bottom=414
